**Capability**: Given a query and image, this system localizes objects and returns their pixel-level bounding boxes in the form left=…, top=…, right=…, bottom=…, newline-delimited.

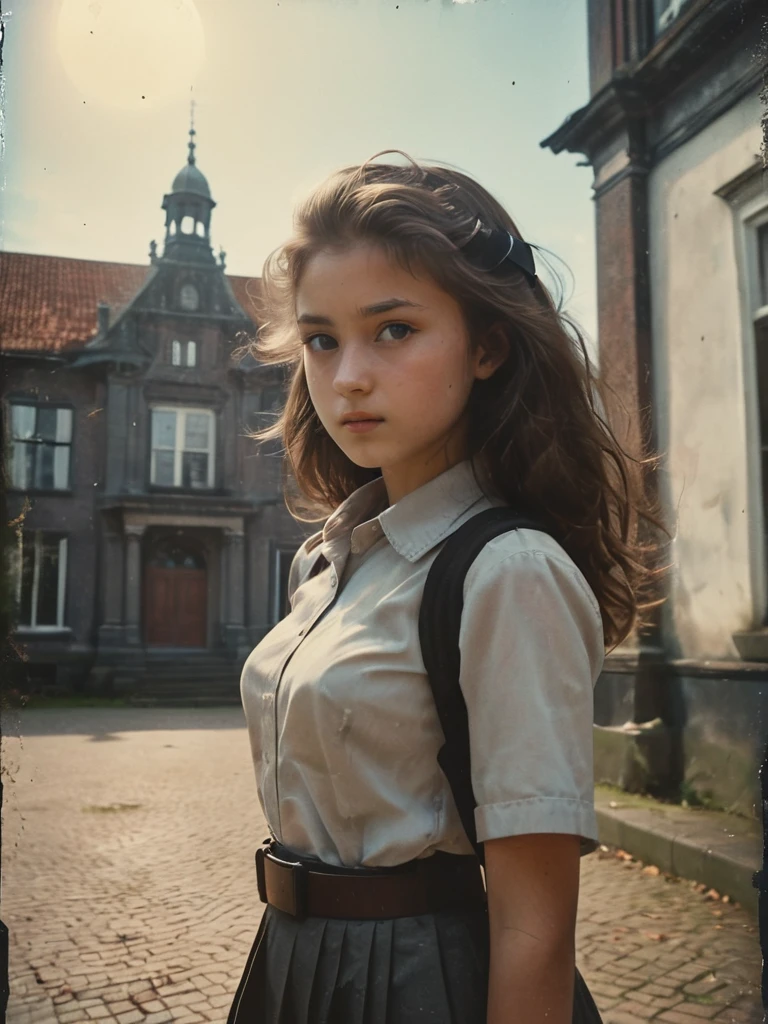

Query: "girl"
left=228, top=152, right=668, bottom=1024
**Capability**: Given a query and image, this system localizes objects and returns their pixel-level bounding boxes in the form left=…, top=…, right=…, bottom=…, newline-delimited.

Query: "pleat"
left=387, top=915, right=453, bottom=1023
left=263, top=909, right=299, bottom=1022
left=331, top=920, right=376, bottom=1024
left=226, top=909, right=270, bottom=1024
left=429, top=913, right=470, bottom=1024
left=363, top=918, right=393, bottom=1024
left=306, top=917, right=348, bottom=1024
left=287, top=917, right=329, bottom=1024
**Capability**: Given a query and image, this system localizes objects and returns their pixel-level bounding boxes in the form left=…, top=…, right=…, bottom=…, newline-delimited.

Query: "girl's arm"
left=484, top=831, right=582, bottom=1024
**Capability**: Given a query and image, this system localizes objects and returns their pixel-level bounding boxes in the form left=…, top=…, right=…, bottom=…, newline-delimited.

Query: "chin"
left=342, top=451, right=383, bottom=470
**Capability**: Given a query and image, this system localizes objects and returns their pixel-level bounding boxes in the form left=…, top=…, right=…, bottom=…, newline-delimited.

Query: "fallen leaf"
left=721, top=895, right=730, bottom=904
left=642, top=865, right=661, bottom=876
left=642, top=932, right=667, bottom=942
left=641, top=912, right=662, bottom=919
left=704, top=888, right=720, bottom=901
left=711, top=909, right=723, bottom=918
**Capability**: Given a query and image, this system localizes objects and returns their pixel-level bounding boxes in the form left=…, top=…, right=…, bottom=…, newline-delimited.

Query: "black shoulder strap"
left=418, top=506, right=551, bottom=864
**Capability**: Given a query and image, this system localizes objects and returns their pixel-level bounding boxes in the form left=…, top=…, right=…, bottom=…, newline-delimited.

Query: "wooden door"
left=144, top=564, right=207, bottom=647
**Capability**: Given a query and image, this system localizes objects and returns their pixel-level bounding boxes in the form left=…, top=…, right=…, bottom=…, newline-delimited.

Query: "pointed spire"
left=188, top=97, right=197, bottom=165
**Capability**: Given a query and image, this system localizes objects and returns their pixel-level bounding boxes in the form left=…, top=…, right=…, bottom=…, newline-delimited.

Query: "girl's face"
left=296, top=243, right=503, bottom=504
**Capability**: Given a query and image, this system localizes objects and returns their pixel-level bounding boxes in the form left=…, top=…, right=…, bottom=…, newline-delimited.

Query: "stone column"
left=222, top=529, right=247, bottom=653
left=97, top=529, right=126, bottom=649
left=124, top=526, right=144, bottom=646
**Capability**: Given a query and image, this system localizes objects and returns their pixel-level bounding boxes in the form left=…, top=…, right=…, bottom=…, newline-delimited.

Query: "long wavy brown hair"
left=243, top=151, right=670, bottom=652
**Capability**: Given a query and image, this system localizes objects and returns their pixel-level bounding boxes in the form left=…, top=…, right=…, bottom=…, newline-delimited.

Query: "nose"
left=333, top=341, right=373, bottom=395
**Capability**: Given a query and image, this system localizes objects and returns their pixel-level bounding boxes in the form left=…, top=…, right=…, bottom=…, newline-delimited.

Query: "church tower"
left=160, top=123, right=217, bottom=268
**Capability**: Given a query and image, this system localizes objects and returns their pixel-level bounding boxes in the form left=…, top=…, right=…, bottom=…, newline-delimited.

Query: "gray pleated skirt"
left=226, top=903, right=603, bottom=1023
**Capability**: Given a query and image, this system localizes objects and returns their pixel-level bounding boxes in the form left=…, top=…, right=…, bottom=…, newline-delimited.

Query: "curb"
left=594, top=789, right=761, bottom=916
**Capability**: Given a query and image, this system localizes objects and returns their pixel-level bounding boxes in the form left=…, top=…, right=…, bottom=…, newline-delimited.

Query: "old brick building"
left=542, top=0, right=766, bottom=816
left=2, top=129, right=310, bottom=701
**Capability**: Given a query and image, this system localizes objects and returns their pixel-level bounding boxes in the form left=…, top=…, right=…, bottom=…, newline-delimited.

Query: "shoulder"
left=464, top=527, right=600, bottom=615
left=461, top=527, right=604, bottom=656
left=287, top=527, right=326, bottom=604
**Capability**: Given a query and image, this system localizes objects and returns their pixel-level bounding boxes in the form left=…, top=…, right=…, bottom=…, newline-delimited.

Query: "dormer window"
left=171, top=340, right=197, bottom=367
left=180, top=283, right=199, bottom=311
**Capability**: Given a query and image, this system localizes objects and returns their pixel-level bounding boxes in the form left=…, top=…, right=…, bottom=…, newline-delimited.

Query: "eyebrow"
left=296, top=298, right=424, bottom=326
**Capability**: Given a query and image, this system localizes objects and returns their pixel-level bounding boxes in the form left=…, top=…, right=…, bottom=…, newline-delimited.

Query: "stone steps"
left=122, top=655, right=242, bottom=706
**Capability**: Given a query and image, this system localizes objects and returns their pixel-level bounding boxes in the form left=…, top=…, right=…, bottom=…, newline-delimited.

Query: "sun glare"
left=55, top=0, right=206, bottom=112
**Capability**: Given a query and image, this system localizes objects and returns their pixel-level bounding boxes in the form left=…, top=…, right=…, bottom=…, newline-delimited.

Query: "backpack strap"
left=418, top=506, right=551, bottom=864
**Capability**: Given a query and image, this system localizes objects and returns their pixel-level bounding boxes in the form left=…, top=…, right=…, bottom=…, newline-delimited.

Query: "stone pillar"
left=541, top=83, right=665, bottom=662
left=221, top=530, right=248, bottom=654
left=124, top=526, right=144, bottom=646
left=97, top=529, right=126, bottom=649
left=542, top=71, right=676, bottom=798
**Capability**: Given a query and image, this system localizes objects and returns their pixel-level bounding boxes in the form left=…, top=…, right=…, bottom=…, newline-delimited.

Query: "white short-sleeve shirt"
left=240, top=458, right=605, bottom=868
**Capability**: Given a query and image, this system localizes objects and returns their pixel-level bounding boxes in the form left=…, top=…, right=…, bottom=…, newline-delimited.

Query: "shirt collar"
left=321, top=458, right=499, bottom=565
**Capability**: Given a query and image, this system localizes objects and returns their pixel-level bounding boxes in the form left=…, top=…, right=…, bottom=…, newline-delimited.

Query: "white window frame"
left=731, top=187, right=768, bottom=623
left=7, top=402, right=73, bottom=491
left=15, top=531, right=68, bottom=630
left=170, top=340, right=197, bottom=367
left=653, top=0, right=693, bottom=36
left=150, top=405, right=215, bottom=489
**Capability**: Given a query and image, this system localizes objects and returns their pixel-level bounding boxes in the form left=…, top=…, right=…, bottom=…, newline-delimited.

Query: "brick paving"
left=0, top=707, right=761, bottom=1024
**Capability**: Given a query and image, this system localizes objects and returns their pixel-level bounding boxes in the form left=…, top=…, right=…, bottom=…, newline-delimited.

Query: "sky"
left=0, top=0, right=597, bottom=354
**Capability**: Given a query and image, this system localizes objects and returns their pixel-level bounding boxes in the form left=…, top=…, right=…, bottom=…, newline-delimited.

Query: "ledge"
left=594, top=785, right=761, bottom=916
left=732, top=629, right=768, bottom=663
left=601, top=651, right=768, bottom=679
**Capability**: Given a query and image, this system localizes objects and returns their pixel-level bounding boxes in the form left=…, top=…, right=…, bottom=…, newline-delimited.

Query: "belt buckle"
left=255, top=843, right=269, bottom=904
left=264, top=849, right=309, bottom=920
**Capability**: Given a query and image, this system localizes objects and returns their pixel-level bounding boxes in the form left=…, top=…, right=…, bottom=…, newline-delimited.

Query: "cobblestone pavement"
left=1, top=708, right=761, bottom=1024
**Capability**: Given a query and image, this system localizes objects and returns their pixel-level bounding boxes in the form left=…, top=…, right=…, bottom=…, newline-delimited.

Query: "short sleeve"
left=458, top=540, right=605, bottom=848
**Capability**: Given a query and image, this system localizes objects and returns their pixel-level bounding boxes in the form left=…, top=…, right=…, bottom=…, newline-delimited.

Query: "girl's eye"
left=378, top=322, right=413, bottom=342
left=301, top=323, right=414, bottom=352
left=302, top=333, right=337, bottom=353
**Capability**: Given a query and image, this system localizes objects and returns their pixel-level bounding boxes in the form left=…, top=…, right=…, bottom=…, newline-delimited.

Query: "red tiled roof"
left=228, top=273, right=263, bottom=324
left=0, top=251, right=261, bottom=354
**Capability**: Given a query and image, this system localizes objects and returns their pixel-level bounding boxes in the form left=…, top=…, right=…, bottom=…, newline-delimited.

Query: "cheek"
left=399, top=336, right=472, bottom=404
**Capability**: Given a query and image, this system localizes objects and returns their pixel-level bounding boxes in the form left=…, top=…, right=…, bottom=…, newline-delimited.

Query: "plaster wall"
left=647, top=90, right=765, bottom=659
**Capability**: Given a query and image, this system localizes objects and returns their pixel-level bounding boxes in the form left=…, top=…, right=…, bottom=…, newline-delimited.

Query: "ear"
left=473, top=324, right=509, bottom=381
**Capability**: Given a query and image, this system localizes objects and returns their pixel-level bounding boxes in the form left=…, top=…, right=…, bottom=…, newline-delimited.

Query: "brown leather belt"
left=255, top=841, right=486, bottom=920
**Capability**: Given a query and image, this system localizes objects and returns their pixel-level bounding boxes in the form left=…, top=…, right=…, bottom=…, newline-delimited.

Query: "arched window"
left=181, top=215, right=195, bottom=234
left=196, top=221, right=205, bottom=237
left=170, top=340, right=198, bottom=368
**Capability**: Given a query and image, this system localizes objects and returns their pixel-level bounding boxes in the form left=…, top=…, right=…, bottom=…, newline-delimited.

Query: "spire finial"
left=188, top=96, right=196, bottom=165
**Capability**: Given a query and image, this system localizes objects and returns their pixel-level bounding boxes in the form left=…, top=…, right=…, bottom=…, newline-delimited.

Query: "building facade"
left=2, top=130, right=310, bottom=700
left=543, top=0, right=767, bottom=817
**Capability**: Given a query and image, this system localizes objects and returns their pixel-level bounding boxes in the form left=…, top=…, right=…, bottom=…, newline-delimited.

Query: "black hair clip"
left=459, top=218, right=537, bottom=287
